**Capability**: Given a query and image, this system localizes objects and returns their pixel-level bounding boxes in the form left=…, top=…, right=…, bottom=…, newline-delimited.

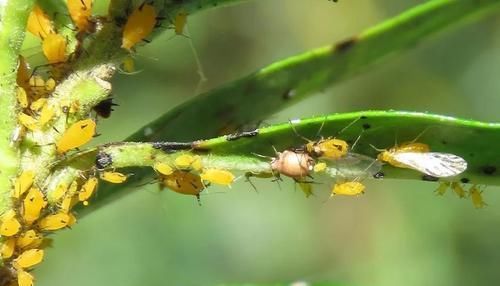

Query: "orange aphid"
left=42, top=33, right=68, bottom=64
left=121, top=3, right=157, bottom=51
left=0, top=238, right=16, bottom=259
left=79, top=177, right=98, bottom=205
left=13, top=170, right=35, bottom=199
left=161, top=170, right=204, bottom=198
left=100, top=171, right=127, bottom=184
left=38, top=213, right=70, bottom=231
left=27, top=5, right=54, bottom=38
left=17, top=270, right=34, bottom=286
left=56, top=119, right=96, bottom=153
left=17, top=230, right=43, bottom=249
left=23, top=187, right=47, bottom=224
left=174, top=9, right=188, bottom=35
left=67, top=0, right=93, bottom=32
left=0, top=210, right=22, bottom=236
left=14, top=249, right=44, bottom=269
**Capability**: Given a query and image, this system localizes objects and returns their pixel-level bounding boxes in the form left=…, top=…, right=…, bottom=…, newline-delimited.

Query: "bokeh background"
left=31, top=0, right=500, bottom=285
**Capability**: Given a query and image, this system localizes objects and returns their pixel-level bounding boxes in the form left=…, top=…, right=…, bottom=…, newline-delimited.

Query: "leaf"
left=72, top=111, right=499, bottom=216
left=126, top=0, right=500, bottom=142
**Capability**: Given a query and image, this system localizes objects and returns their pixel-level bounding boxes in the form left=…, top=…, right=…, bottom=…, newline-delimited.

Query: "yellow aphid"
left=378, top=142, right=430, bottom=168
left=13, top=170, right=35, bottom=198
left=23, top=187, right=46, bottom=224
left=79, top=177, right=98, bottom=204
left=45, top=78, right=56, bottom=91
left=434, top=181, right=450, bottom=196
left=29, top=75, right=45, bottom=88
left=17, top=230, right=43, bottom=249
left=17, top=87, right=29, bottom=108
left=174, top=154, right=196, bottom=169
left=14, top=249, right=44, bottom=269
left=30, top=98, right=47, bottom=112
left=298, top=182, right=313, bottom=198
left=200, top=169, right=235, bottom=186
left=51, top=182, right=68, bottom=202
left=154, top=162, right=174, bottom=176
left=469, top=185, right=487, bottom=209
left=122, top=56, right=135, bottom=73
left=1, top=238, right=16, bottom=259
left=162, top=171, right=204, bottom=198
left=377, top=142, right=467, bottom=178
left=39, top=104, right=55, bottom=127
left=27, top=5, right=54, bottom=38
left=100, top=171, right=127, bottom=184
left=191, top=156, right=203, bottom=171
left=42, top=33, right=68, bottom=64
left=0, top=210, right=21, bottom=236
left=59, top=196, right=74, bottom=213
left=56, top=119, right=96, bottom=153
left=17, top=270, right=34, bottom=286
left=306, top=138, right=349, bottom=160
left=67, top=0, right=93, bottom=32
left=313, top=162, right=327, bottom=173
left=38, top=213, right=70, bottom=231
left=18, top=113, right=38, bottom=131
left=67, top=212, right=77, bottom=226
left=174, top=9, right=188, bottom=35
left=121, top=3, right=157, bottom=51
left=451, top=182, right=466, bottom=198
left=67, top=180, right=79, bottom=196
left=331, top=181, right=366, bottom=196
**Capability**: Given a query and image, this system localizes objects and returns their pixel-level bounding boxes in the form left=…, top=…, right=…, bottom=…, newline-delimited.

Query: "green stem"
left=0, top=0, right=34, bottom=218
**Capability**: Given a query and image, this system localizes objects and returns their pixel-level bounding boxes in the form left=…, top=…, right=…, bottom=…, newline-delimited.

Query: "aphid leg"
left=336, top=116, right=362, bottom=136
left=185, top=26, right=208, bottom=95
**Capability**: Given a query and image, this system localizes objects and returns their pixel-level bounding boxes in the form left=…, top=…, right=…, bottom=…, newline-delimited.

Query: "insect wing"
left=392, top=152, right=467, bottom=177
left=324, top=152, right=382, bottom=179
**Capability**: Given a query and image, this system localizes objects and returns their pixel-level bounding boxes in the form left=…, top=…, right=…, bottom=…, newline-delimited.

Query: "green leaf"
left=127, top=0, right=500, bottom=142
left=74, top=111, right=499, bottom=216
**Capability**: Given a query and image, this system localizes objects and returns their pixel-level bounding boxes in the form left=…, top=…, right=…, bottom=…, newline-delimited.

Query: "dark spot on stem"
left=226, top=130, right=259, bottom=141
left=362, top=123, right=371, bottom=130
left=482, top=165, right=496, bottom=175
left=334, top=37, right=358, bottom=53
left=95, top=151, right=113, bottom=169
left=373, top=172, right=384, bottom=179
left=152, top=142, right=193, bottom=153
left=422, top=174, right=439, bottom=182
left=360, top=116, right=368, bottom=119
left=460, top=178, right=470, bottom=184
left=441, top=140, right=447, bottom=145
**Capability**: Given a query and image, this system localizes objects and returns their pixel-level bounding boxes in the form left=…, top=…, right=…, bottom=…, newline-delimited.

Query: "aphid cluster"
left=245, top=119, right=470, bottom=200
left=151, top=153, right=236, bottom=204
left=434, top=182, right=487, bottom=209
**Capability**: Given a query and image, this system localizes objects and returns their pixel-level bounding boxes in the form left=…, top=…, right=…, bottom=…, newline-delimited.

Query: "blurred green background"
left=32, top=0, right=500, bottom=285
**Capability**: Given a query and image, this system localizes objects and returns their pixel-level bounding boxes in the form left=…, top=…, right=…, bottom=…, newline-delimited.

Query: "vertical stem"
left=0, top=0, right=34, bottom=214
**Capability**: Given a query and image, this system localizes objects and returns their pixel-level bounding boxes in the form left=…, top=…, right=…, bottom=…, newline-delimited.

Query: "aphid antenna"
left=288, top=119, right=312, bottom=143
left=409, top=126, right=433, bottom=143
left=350, top=130, right=364, bottom=152
left=336, top=116, right=362, bottom=136
left=369, top=144, right=385, bottom=152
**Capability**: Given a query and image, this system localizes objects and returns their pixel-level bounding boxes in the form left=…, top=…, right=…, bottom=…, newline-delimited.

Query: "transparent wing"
left=323, top=152, right=382, bottom=179
left=392, top=152, right=467, bottom=177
